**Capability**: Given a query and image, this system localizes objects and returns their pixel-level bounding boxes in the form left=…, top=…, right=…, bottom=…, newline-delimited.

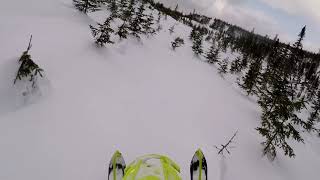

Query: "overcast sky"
left=158, top=0, right=320, bottom=52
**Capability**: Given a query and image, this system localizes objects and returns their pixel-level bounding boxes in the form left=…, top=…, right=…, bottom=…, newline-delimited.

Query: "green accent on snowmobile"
left=123, top=154, right=181, bottom=180
left=111, top=150, right=123, bottom=180
left=108, top=149, right=207, bottom=180
left=195, top=149, right=204, bottom=180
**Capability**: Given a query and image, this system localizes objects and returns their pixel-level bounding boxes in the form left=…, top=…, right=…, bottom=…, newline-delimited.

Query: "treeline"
left=187, top=10, right=320, bottom=160
left=72, top=0, right=320, bottom=160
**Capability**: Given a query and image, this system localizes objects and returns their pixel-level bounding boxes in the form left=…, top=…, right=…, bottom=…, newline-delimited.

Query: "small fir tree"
left=156, top=11, right=161, bottom=24
left=191, top=32, right=203, bottom=56
left=256, top=76, right=306, bottom=161
left=129, top=3, right=146, bottom=39
left=206, top=43, right=220, bottom=64
left=307, top=89, right=320, bottom=133
left=241, top=59, right=262, bottom=95
left=122, top=0, right=135, bottom=21
left=117, top=22, right=129, bottom=40
left=14, top=35, right=44, bottom=89
left=119, top=0, right=128, bottom=15
left=189, top=28, right=197, bottom=40
left=230, top=57, right=242, bottom=74
left=108, top=0, right=118, bottom=17
left=218, top=58, right=229, bottom=74
left=73, top=0, right=100, bottom=13
left=90, top=16, right=115, bottom=46
left=143, top=13, right=155, bottom=35
left=171, top=37, right=184, bottom=50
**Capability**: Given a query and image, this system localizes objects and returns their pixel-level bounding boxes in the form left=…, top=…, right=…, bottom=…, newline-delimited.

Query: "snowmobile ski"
left=108, top=151, right=126, bottom=180
left=190, top=149, right=207, bottom=180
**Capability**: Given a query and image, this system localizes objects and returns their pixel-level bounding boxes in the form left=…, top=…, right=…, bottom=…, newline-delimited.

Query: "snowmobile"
left=108, top=149, right=207, bottom=180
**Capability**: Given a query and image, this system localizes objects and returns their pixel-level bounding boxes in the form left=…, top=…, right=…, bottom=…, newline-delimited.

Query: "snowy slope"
left=1, top=1, right=320, bottom=180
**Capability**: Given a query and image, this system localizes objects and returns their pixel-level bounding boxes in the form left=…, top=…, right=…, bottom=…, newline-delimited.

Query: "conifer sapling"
left=73, top=0, right=100, bottom=13
left=171, top=37, right=184, bottom=51
left=14, top=35, right=44, bottom=90
left=90, top=16, right=115, bottom=46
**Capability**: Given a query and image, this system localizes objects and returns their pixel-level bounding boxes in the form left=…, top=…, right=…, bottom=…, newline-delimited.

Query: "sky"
left=158, top=0, right=320, bottom=52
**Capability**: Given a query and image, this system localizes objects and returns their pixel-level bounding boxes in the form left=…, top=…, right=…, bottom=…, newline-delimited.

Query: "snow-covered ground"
left=1, top=1, right=320, bottom=180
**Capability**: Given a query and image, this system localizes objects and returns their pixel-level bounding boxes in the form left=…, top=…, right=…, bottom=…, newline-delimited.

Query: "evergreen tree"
left=240, top=53, right=249, bottom=69
left=155, top=11, right=162, bottom=32
left=73, top=0, right=99, bottom=13
left=14, top=35, right=44, bottom=89
left=119, top=0, right=128, bottom=15
left=206, top=43, right=219, bottom=64
left=287, top=26, right=307, bottom=100
left=129, top=3, right=145, bottom=38
left=256, top=75, right=306, bottom=161
left=307, top=89, right=320, bottom=133
left=143, top=13, right=155, bottom=35
left=117, top=22, right=129, bottom=40
left=191, top=31, right=203, bottom=56
left=218, top=58, right=229, bottom=74
left=156, top=11, right=161, bottom=24
left=256, top=37, right=308, bottom=160
left=189, top=28, right=197, bottom=40
left=171, top=37, right=184, bottom=50
left=241, top=58, right=262, bottom=95
left=90, top=16, right=115, bottom=46
left=122, top=0, right=135, bottom=21
left=230, top=57, right=242, bottom=73
left=108, top=0, right=118, bottom=17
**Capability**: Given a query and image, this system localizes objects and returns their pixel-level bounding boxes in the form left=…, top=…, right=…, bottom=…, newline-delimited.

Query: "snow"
left=0, top=0, right=319, bottom=180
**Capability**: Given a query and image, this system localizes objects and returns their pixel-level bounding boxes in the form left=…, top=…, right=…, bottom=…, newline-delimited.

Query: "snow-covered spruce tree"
left=218, top=58, right=229, bottom=74
left=142, top=13, right=155, bottom=35
left=73, top=0, right=100, bottom=13
left=117, top=22, right=129, bottom=40
left=108, top=0, right=118, bottom=17
left=156, top=11, right=161, bottom=24
left=241, top=58, right=262, bottom=95
left=14, top=35, right=44, bottom=91
left=129, top=3, right=145, bottom=39
left=90, top=16, right=115, bottom=46
left=171, top=37, right=184, bottom=51
left=306, top=89, right=320, bottom=133
left=256, top=74, right=306, bottom=161
left=122, top=0, right=136, bottom=21
left=240, top=53, right=249, bottom=69
left=119, top=0, right=128, bottom=12
left=189, top=28, right=197, bottom=40
left=206, top=43, right=220, bottom=64
left=191, top=31, right=203, bottom=56
left=286, top=26, right=307, bottom=100
left=118, top=0, right=129, bottom=21
left=230, top=57, right=242, bottom=74
left=255, top=38, right=309, bottom=160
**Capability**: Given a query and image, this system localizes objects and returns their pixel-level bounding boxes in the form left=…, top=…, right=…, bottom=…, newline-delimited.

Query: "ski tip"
left=194, top=149, right=205, bottom=161
left=108, top=151, right=126, bottom=180
left=111, top=150, right=122, bottom=161
left=191, top=149, right=207, bottom=180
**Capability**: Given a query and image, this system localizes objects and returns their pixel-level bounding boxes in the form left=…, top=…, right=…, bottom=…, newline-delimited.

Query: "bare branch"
left=214, top=131, right=238, bottom=155
left=27, top=35, right=33, bottom=52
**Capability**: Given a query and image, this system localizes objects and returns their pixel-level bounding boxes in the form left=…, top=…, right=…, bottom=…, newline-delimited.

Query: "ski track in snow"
left=1, top=1, right=320, bottom=180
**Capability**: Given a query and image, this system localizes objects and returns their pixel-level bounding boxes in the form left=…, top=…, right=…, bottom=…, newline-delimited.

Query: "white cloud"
left=159, top=0, right=280, bottom=34
left=157, top=0, right=319, bottom=51
left=260, top=0, right=320, bottom=24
